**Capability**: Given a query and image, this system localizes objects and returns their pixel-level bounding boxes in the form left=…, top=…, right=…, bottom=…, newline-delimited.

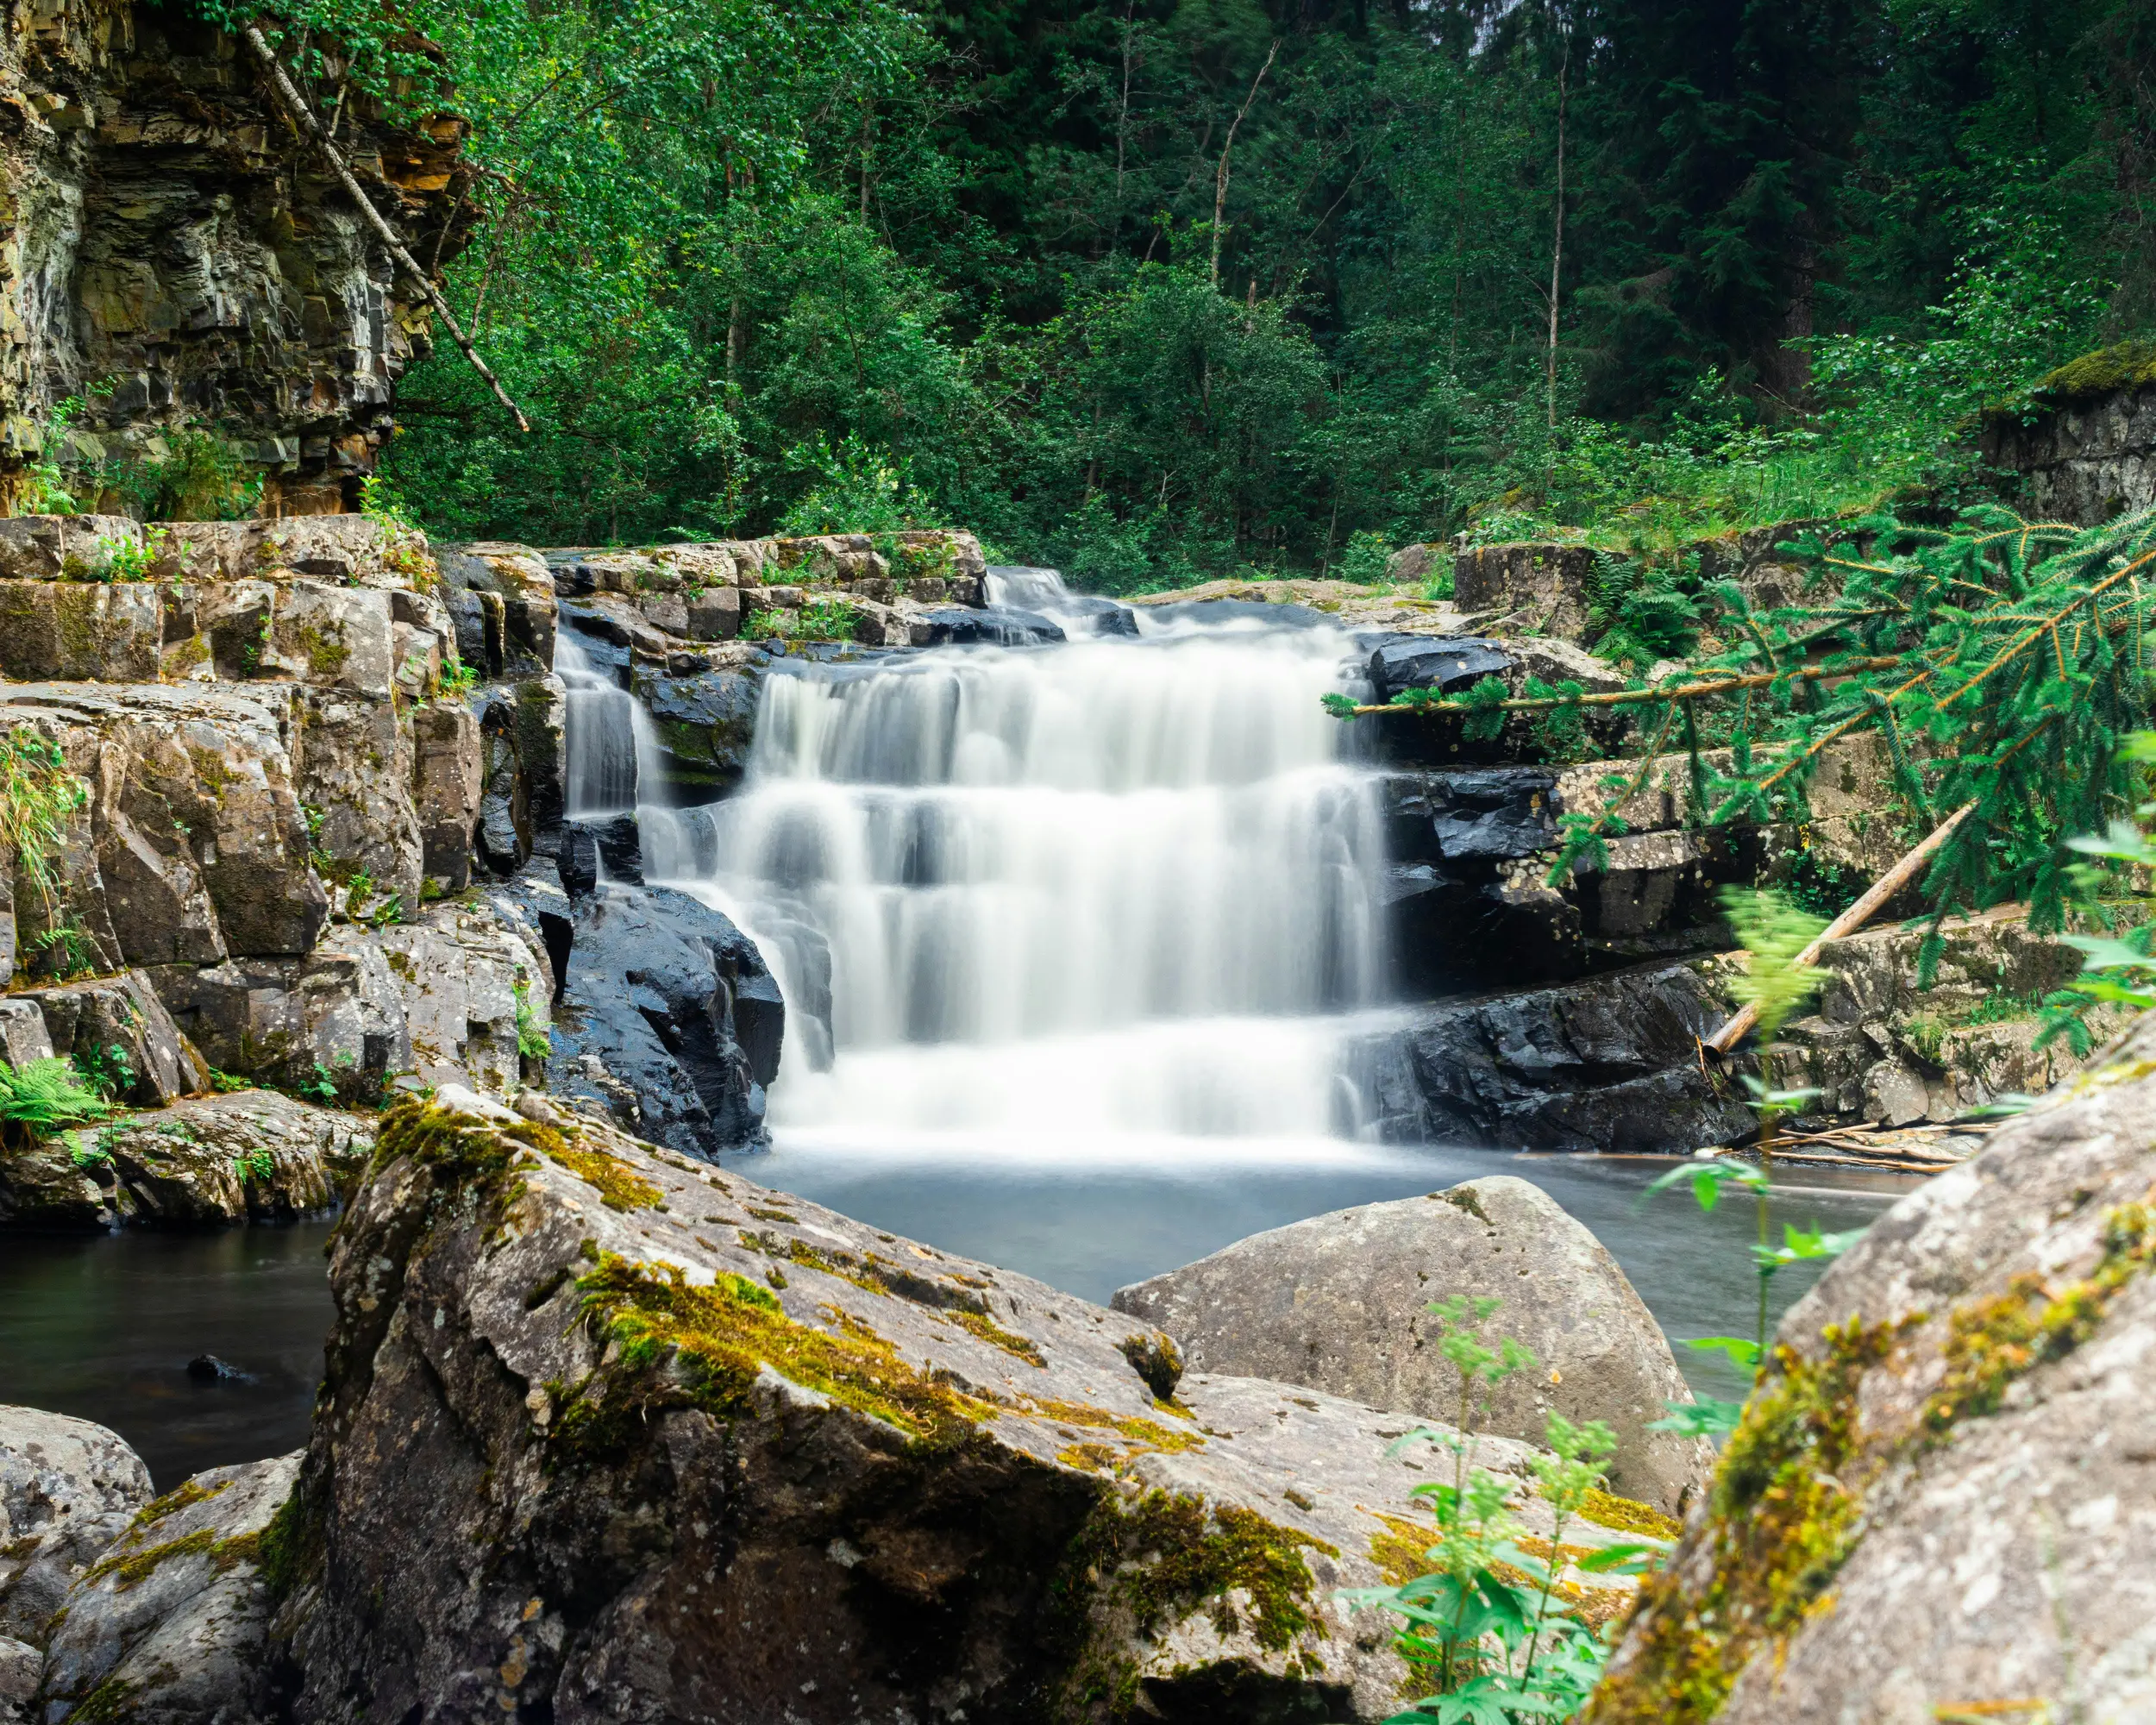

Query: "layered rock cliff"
left=0, top=0, right=473, bottom=512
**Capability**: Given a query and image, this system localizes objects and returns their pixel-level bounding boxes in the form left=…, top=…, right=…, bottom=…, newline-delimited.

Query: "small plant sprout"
left=1340, top=1302, right=1651, bottom=1717
left=514, top=981, right=550, bottom=1060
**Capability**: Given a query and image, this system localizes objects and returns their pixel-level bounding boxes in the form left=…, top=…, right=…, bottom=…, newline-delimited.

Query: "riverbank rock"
left=0, top=1406, right=153, bottom=1648
left=1347, top=959, right=1750, bottom=1151
left=1587, top=1013, right=2156, bottom=1722
left=35, top=1452, right=299, bottom=1725
left=267, top=1089, right=1647, bottom=1722
left=1113, top=1177, right=1712, bottom=1516
left=85, top=1092, right=371, bottom=1227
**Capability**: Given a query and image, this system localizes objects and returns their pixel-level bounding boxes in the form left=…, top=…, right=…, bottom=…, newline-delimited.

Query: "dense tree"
left=230, top=0, right=2153, bottom=568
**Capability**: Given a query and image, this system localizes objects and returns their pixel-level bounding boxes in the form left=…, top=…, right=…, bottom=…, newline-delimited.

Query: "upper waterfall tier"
left=625, top=584, right=1389, bottom=1139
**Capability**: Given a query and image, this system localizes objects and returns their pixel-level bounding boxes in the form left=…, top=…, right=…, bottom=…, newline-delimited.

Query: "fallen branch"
left=1334, top=655, right=1903, bottom=718
left=1704, top=800, right=1977, bottom=1055
left=243, top=23, right=530, bottom=434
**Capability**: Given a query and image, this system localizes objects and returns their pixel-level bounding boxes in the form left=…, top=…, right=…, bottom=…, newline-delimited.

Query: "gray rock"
left=15, top=969, right=197, bottom=1106
left=630, top=661, right=761, bottom=797
left=1387, top=767, right=1560, bottom=861
left=0, top=1634, right=36, bottom=1720
left=272, top=1091, right=1645, bottom=1722
left=1861, top=1056, right=1930, bottom=1126
left=0, top=1002, right=53, bottom=1071
left=1347, top=960, right=1750, bottom=1151
left=0, top=580, right=160, bottom=682
left=411, top=701, right=483, bottom=893
left=1597, top=1012, right=2156, bottom=1720
left=296, top=685, right=423, bottom=913
left=1112, top=1176, right=1711, bottom=1515
left=81, top=1090, right=371, bottom=1226
left=37, top=1452, right=299, bottom=1725
left=0, top=1406, right=153, bottom=1648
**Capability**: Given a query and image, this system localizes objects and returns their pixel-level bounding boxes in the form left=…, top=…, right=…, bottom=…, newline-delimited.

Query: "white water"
left=617, top=574, right=1390, bottom=1145
left=557, top=630, right=663, bottom=820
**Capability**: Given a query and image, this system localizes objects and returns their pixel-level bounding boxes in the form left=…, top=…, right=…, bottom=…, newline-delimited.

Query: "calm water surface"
left=0, top=1143, right=1921, bottom=1486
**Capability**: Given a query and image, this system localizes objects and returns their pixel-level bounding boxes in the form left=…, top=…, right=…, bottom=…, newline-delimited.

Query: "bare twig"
left=1209, top=40, right=1278, bottom=289
left=242, top=22, right=530, bottom=433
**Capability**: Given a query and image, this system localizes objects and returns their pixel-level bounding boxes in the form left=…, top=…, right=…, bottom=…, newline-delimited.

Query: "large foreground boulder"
left=268, top=1089, right=1647, bottom=1722
left=0, top=1408, right=152, bottom=1648
left=1588, top=1013, right=2156, bottom=1722
left=1113, top=1177, right=1712, bottom=1516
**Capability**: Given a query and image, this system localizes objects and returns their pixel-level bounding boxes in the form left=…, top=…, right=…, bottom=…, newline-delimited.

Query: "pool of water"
left=0, top=1225, right=335, bottom=1489
left=0, top=1144, right=1921, bottom=1487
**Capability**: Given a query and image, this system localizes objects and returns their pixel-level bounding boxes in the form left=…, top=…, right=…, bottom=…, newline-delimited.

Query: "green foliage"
left=0, top=1057, right=114, bottom=1143
left=1339, top=1298, right=1649, bottom=1721
left=1719, top=888, right=1828, bottom=1051
left=776, top=436, right=917, bottom=536
left=0, top=726, right=90, bottom=919
left=232, top=1149, right=277, bottom=1185
left=514, top=982, right=551, bottom=1060
left=72, top=1043, right=135, bottom=1101
left=105, top=429, right=263, bottom=522
left=1333, top=530, right=1395, bottom=586
left=743, top=599, right=861, bottom=643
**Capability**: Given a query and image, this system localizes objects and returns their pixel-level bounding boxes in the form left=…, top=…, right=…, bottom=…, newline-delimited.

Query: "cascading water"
left=558, top=629, right=665, bottom=822
left=634, top=573, right=1393, bottom=1150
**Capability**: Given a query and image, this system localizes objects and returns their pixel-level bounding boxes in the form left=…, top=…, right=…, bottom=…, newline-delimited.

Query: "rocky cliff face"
left=1984, top=342, right=2156, bottom=526
left=0, top=0, right=473, bottom=512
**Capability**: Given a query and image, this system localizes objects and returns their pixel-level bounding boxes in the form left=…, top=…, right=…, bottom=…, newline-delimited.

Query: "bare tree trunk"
left=1545, top=36, right=1570, bottom=433
left=1112, top=1, right=1137, bottom=250
left=1210, top=40, right=1279, bottom=291
left=860, top=97, right=873, bottom=223
left=242, top=23, right=530, bottom=432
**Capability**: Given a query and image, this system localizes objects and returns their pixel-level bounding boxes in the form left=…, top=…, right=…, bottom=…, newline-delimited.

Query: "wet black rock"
left=548, top=882, right=786, bottom=1155
left=918, top=605, right=1068, bottom=647
left=1387, top=767, right=1559, bottom=861
left=557, top=825, right=599, bottom=898
left=1346, top=960, right=1749, bottom=1152
left=571, top=813, right=644, bottom=885
left=632, top=662, right=761, bottom=796
left=185, top=1354, right=254, bottom=1383
left=1367, top=635, right=1516, bottom=702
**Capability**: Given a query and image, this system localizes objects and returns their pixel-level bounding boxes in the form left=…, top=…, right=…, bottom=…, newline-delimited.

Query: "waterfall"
left=632, top=574, right=1391, bottom=1148
left=557, top=630, right=664, bottom=820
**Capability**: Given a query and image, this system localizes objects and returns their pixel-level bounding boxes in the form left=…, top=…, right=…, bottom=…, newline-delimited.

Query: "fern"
left=0, top=1057, right=115, bottom=1145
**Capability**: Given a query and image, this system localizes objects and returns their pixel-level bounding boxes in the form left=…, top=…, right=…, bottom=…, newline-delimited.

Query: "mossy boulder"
left=272, top=1089, right=1646, bottom=1722
left=0, top=1406, right=152, bottom=1648
left=34, top=1452, right=299, bottom=1725
left=1587, top=1013, right=2156, bottom=1722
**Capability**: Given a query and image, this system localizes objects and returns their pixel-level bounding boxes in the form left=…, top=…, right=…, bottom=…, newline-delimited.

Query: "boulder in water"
left=1112, top=1176, right=1713, bottom=1515
left=35, top=1451, right=299, bottom=1725
left=547, top=881, right=782, bottom=1154
left=0, top=1406, right=153, bottom=1649
left=268, top=1094, right=1645, bottom=1721
left=1595, top=1011, right=2156, bottom=1720
left=917, top=604, right=1067, bottom=647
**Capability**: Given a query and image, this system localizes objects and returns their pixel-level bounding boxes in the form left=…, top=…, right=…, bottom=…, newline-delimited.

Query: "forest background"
left=335, top=0, right=2155, bottom=592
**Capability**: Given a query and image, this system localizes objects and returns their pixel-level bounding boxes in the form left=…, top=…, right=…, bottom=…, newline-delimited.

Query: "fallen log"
left=1704, top=799, right=1977, bottom=1055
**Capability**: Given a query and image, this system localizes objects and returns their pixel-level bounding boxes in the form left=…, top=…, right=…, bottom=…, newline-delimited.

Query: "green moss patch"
left=1063, top=1489, right=1339, bottom=1656
left=1567, top=1485, right=1681, bottom=1541
left=83, top=1521, right=266, bottom=1591
left=129, top=1476, right=229, bottom=1530
left=542, top=1138, right=664, bottom=1211
left=556, top=1251, right=1003, bottom=1458
left=945, top=1307, right=1048, bottom=1366
left=2035, top=339, right=2156, bottom=402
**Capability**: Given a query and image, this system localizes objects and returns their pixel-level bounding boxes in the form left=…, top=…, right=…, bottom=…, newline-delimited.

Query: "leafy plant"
left=514, top=982, right=551, bottom=1060
left=0, top=1057, right=115, bottom=1147
left=232, top=1148, right=278, bottom=1185
left=776, top=434, right=916, bottom=535
left=72, top=1043, right=136, bottom=1101
left=1644, top=887, right=1864, bottom=1437
left=1338, top=1298, right=1653, bottom=1720
left=1333, top=530, right=1395, bottom=585
left=0, top=727, right=90, bottom=919
left=439, top=655, right=480, bottom=697
left=31, top=919, right=101, bottom=982
left=744, top=599, right=862, bottom=643
left=107, top=427, right=262, bottom=521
